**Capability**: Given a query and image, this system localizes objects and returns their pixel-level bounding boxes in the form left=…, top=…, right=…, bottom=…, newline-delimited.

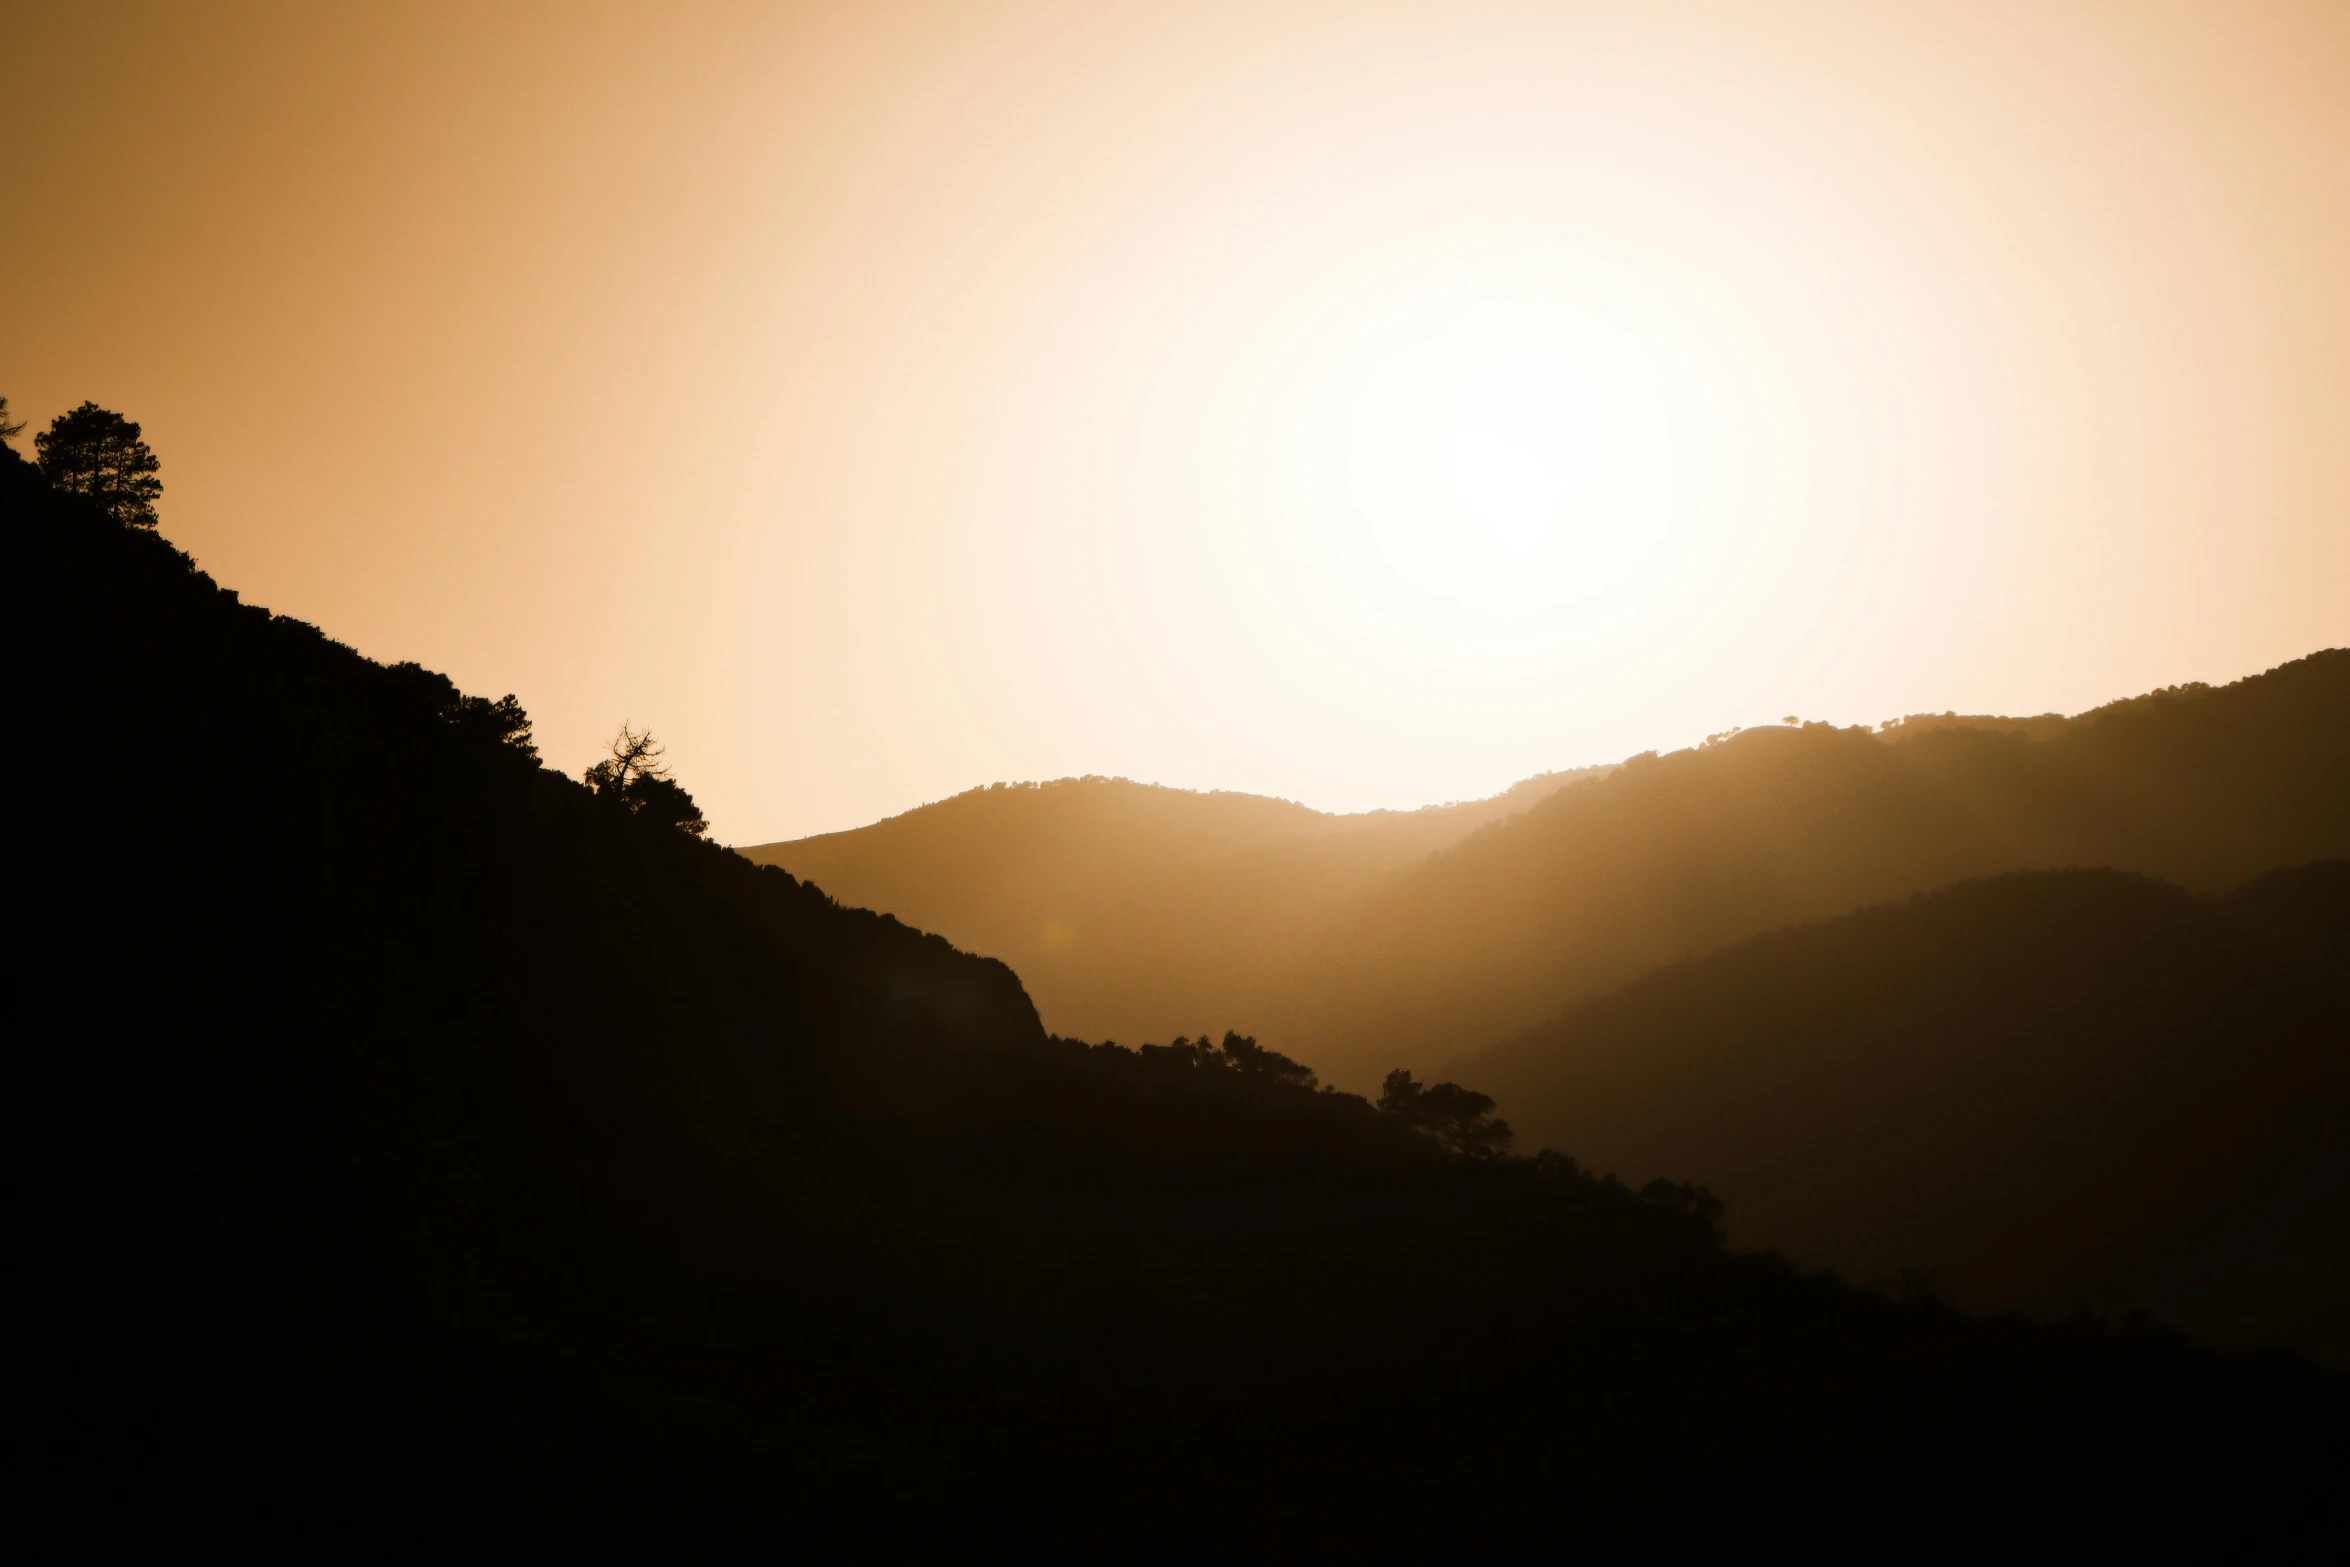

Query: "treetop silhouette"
left=386, top=661, right=537, bottom=757
left=585, top=722, right=708, bottom=835
left=37, top=401, right=162, bottom=528
left=1377, top=1068, right=1514, bottom=1158
left=1137, top=1029, right=1319, bottom=1088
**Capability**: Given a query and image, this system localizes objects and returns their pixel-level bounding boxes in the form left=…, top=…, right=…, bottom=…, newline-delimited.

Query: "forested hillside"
left=743, top=766, right=1601, bottom=1046
left=1467, top=865, right=2350, bottom=1362
left=14, top=447, right=2345, bottom=1554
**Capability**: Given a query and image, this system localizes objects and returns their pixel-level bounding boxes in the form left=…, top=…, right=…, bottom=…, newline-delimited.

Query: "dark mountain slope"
left=1468, top=865, right=2350, bottom=1361
left=742, top=766, right=1603, bottom=1046
left=1297, top=656, right=2350, bottom=1083
left=12, top=448, right=2345, bottom=1555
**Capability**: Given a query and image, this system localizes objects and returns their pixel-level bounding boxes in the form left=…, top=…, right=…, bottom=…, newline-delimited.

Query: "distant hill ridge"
left=1305, top=650, right=2348, bottom=1082
left=750, top=651, right=2350, bottom=1087
left=742, top=765, right=1610, bottom=1047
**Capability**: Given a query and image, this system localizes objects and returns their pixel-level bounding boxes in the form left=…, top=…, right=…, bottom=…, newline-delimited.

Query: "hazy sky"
left=7, top=1, right=2346, bottom=841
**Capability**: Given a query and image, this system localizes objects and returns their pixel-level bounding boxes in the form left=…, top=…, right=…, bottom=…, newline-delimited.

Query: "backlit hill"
left=741, top=766, right=1604, bottom=1047
left=1300, top=656, right=2349, bottom=1082
left=1464, top=863, right=2350, bottom=1364
left=16, top=441, right=2346, bottom=1553
left=748, top=653, right=2349, bottom=1090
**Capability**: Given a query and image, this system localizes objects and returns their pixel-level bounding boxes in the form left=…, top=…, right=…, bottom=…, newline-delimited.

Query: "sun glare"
left=974, top=240, right=1783, bottom=807
left=1338, top=302, right=1692, bottom=621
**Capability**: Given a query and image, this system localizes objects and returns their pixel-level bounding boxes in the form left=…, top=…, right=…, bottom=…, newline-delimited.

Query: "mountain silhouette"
left=743, top=767, right=1603, bottom=1048
left=1465, top=864, right=2350, bottom=1362
left=767, top=656, right=2346, bottom=1090
left=12, top=443, right=2345, bottom=1554
left=1298, top=666, right=2349, bottom=1082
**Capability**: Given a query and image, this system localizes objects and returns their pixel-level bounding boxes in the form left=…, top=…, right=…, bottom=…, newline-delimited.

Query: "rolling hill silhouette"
left=1302, top=665, right=2350, bottom=1081
left=742, top=767, right=1603, bottom=1048
left=759, top=656, right=2348, bottom=1090
left=1465, top=864, right=2350, bottom=1363
left=12, top=443, right=2345, bottom=1553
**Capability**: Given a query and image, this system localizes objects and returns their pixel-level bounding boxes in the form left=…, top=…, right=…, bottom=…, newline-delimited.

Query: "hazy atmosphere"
left=16, top=4, right=2349, bottom=1553
left=8, top=1, right=2346, bottom=840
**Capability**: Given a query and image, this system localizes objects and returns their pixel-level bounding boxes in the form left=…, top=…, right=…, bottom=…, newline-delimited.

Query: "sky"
left=6, top=0, right=2346, bottom=843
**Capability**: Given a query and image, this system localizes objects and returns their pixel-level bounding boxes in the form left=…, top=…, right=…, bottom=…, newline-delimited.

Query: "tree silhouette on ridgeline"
left=1135, top=1028, right=1319, bottom=1087
left=382, top=660, right=539, bottom=757
left=1377, top=1068, right=1515, bottom=1158
left=36, top=400, right=162, bottom=528
left=584, top=722, right=709, bottom=835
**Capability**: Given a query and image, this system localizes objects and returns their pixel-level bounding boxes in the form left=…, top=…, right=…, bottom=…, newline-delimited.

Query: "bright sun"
left=1336, top=302, right=1692, bottom=621
left=979, top=242, right=1782, bottom=803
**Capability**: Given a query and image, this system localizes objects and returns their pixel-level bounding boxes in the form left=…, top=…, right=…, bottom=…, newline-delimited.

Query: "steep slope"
left=13, top=449, right=2345, bottom=1555
left=1292, top=658, right=2350, bottom=1083
left=1467, top=865, right=2350, bottom=1361
left=742, top=767, right=1603, bottom=1045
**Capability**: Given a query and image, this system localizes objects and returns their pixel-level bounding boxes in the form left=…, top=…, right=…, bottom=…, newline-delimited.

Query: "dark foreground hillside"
left=12, top=451, right=2346, bottom=1556
left=1469, top=866, right=2350, bottom=1364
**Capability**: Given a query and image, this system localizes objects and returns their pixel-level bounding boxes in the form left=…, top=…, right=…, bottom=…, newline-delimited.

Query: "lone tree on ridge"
left=585, top=724, right=709, bottom=836
left=38, top=402, right=163, bottom=527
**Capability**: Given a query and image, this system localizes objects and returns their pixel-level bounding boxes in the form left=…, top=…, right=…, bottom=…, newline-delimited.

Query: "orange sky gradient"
left=6, top=1, right=2346, bottom=842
